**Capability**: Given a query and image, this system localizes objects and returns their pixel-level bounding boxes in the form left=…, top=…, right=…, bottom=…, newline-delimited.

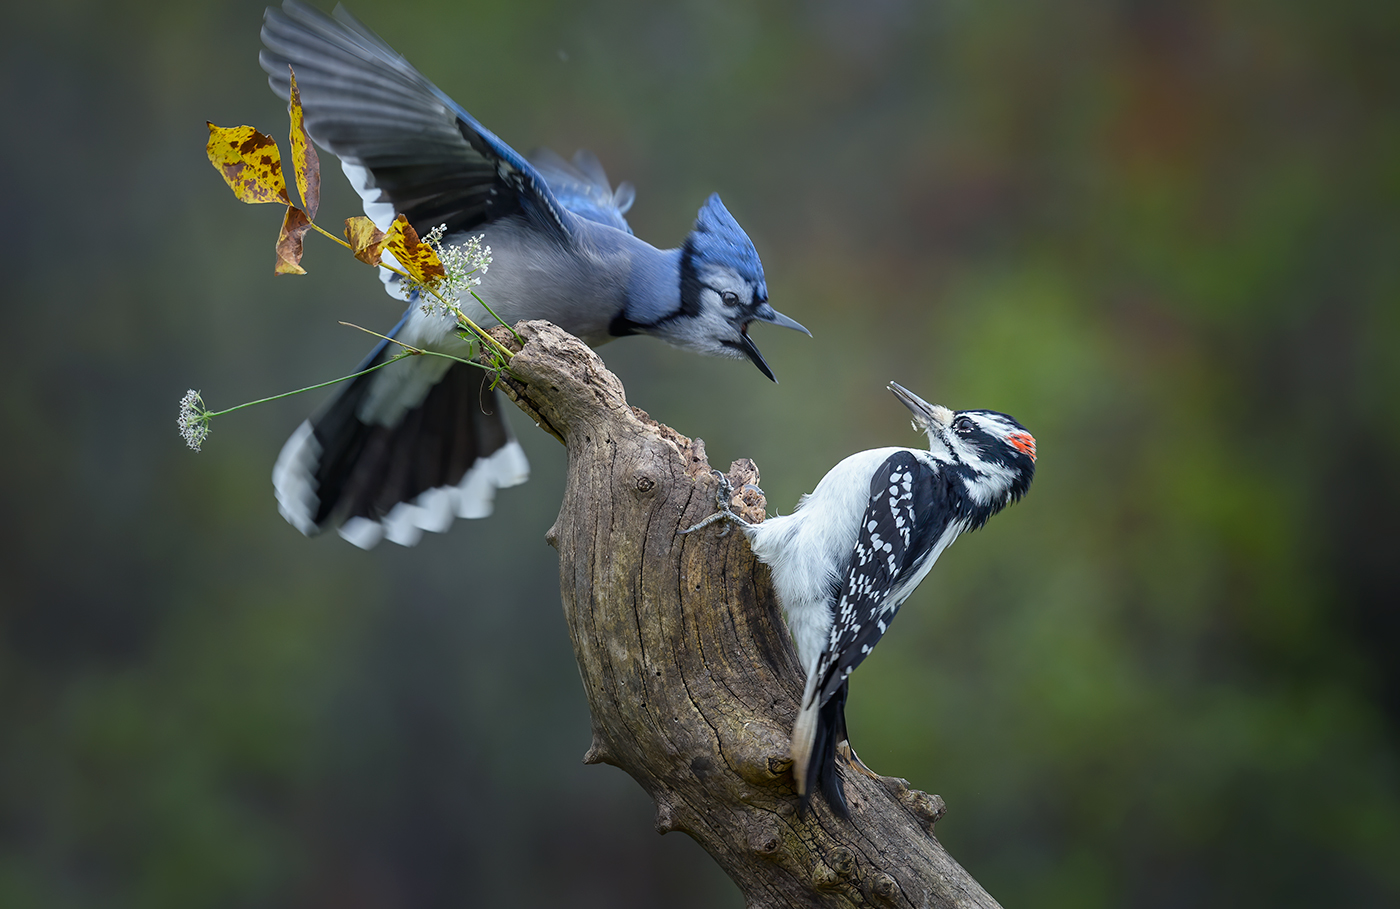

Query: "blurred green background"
left=3, top=0, right=1398, bottom=906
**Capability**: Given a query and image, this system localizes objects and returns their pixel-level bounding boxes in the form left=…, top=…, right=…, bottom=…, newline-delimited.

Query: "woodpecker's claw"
left=680, top=470, right=753, bottom=536
left=837, top=740, right=881, bottom=781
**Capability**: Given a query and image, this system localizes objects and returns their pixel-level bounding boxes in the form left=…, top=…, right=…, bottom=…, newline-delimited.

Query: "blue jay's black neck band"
left=607, top=314, right=641, bottom=337
left=676, top=237, right=705, bottom=321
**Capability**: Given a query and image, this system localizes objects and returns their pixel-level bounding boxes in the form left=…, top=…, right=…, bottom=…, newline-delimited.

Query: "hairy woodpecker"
left=685, top=382, right=1036, bottom=816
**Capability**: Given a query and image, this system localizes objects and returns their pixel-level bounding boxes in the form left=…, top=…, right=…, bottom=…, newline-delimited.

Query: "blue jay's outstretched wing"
left=528, top=148, right=636, bottom=235
left=260, top=1, right=571, bottom=239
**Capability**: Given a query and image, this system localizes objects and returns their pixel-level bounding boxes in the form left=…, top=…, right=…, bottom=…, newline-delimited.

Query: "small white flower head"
left=178, top=389, right=211, bottom=452
left=413, top=225, right=494, bottom=318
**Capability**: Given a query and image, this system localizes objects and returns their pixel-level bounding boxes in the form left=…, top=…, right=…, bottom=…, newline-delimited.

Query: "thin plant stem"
left=471, top=290, right=524, bottom=345
left=205, top=354, right=411, bottom=417
left=368, top=262, right=516, bottom=363
left=304, top=212, right=517, bottom=362
left=337, top=322, right=492, bottom=372
left=307, top=218, right=353, bottom=250
left=338, top=321, right=427, bottom=354
left=450, top=306, right=515, bottom=361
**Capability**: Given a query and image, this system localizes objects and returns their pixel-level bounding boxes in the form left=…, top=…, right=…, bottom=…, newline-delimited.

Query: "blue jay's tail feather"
left=273, top=354, right=528, bottom=549
left=790, top=679, right=851, bottom=818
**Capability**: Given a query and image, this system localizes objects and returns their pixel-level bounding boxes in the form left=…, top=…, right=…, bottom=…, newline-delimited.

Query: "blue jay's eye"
left=721, top=290, right=739, bottom=307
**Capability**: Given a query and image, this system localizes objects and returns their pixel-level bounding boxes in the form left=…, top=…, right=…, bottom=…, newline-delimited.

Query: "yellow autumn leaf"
left=275, top=206, right=313, bottom=275
left=286, top=68, right=320, bottom=219
left=205, top=122, right=289, bottom=205
left=383, top=215, right=446, bottom=285
left=344, top=216, right=386, bottom=266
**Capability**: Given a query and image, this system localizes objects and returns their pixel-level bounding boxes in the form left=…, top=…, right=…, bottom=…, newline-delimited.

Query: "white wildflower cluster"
left=178, top=389, right=211, bottom=452
left=415, top=224, right=492, bottom=318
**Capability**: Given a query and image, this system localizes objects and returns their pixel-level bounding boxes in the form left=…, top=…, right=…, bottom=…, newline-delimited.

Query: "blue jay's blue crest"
left=662, top=192, right=805, bottom=381
left=690, top=194, right=768, bottom=301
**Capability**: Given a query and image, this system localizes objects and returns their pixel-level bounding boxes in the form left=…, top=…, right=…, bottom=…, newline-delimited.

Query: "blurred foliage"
left=2, top=0, right=1398, bottom=906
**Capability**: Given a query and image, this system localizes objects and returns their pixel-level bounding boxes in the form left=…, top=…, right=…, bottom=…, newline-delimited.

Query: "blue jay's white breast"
left=466, top=218, right=633, bottom=346
left=746, top=447, right=919, bottom=673
left=356, top=217, right=645, bottom=428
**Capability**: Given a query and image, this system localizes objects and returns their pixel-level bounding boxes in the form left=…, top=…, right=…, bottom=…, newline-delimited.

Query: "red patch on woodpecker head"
left=1007, top=431, right=1037, bottom=461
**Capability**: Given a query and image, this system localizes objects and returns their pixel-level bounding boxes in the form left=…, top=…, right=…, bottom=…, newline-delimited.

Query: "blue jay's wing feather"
left=529, top=148, right=636, bottom=235
left=813, top=452, right=946, bottom=706
left=272, top=331, right=529, bottom=550
left=260, top=1, right=571, bottom=240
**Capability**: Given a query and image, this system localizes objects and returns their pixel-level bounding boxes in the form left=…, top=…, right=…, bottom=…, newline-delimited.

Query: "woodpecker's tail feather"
left=790, top=679, right=851, bottom=819
left=790, top=698, right=817, bottom=796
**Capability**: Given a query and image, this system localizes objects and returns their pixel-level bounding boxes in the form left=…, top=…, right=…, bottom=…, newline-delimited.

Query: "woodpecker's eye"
left=954, top=416, right=975, bottom=434
left=721, top=290, right=739, bottom=307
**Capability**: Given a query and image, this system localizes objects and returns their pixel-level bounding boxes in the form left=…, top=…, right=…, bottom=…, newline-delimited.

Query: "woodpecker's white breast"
left=744, top=447, right=929, bottom=674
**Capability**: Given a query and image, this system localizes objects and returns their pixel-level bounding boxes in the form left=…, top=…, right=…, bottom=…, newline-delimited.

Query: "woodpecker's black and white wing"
left=791, top=450, right=958, bottom=813
left=817, top=453, right=954, bottom=703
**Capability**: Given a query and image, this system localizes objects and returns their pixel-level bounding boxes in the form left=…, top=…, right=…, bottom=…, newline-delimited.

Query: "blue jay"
left=259, top=2, right=808, bottom=549
left=685, top=383, right=1036, bottom=816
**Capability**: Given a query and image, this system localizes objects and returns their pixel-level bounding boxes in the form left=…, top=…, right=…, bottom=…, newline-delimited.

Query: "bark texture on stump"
left=493, top=322, right=1002, bottom=909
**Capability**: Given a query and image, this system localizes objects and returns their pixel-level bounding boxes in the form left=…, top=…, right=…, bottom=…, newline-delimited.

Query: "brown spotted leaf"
left=206, top=123, right=290, bottom=205
left=383, top=215, right=445, bottom=285
left=344, top=216, right=386, bottom=266
left=275, top=206, right=313, bottom=275
left=286, top=68, right=320, bottom=218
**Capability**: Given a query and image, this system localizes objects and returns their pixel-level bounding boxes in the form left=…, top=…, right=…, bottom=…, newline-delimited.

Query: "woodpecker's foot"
left=680, top=470, right=753, bottom=536
left=837, top=740, right=882, bottom=781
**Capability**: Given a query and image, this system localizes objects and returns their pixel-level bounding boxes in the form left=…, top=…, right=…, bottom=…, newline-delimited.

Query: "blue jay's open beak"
left=889, top=382, right=954, bottom=432
left=739, top=304, right=810, bottom=382
left=738, top=325, right=778, bottom=382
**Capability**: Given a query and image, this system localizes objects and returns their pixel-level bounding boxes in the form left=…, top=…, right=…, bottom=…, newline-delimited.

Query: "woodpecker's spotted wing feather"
left=816, top=452, right=946, bottom=704
left=260, top=1, right=571, bottom=239
left=791, top=451, right=951, bottom=814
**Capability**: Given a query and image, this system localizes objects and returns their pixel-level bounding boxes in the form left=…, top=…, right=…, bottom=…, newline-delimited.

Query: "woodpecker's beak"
left=889, top=382, right=954, bottom=432
left=752, top=304, right=811, bottom=337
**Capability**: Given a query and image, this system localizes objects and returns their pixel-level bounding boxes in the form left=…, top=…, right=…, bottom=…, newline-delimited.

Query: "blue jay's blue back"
left=258, top=1, right=808, bottom=549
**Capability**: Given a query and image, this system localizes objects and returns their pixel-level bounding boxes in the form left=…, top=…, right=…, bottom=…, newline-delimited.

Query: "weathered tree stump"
left=491, top=321, right=1001, bottom=909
